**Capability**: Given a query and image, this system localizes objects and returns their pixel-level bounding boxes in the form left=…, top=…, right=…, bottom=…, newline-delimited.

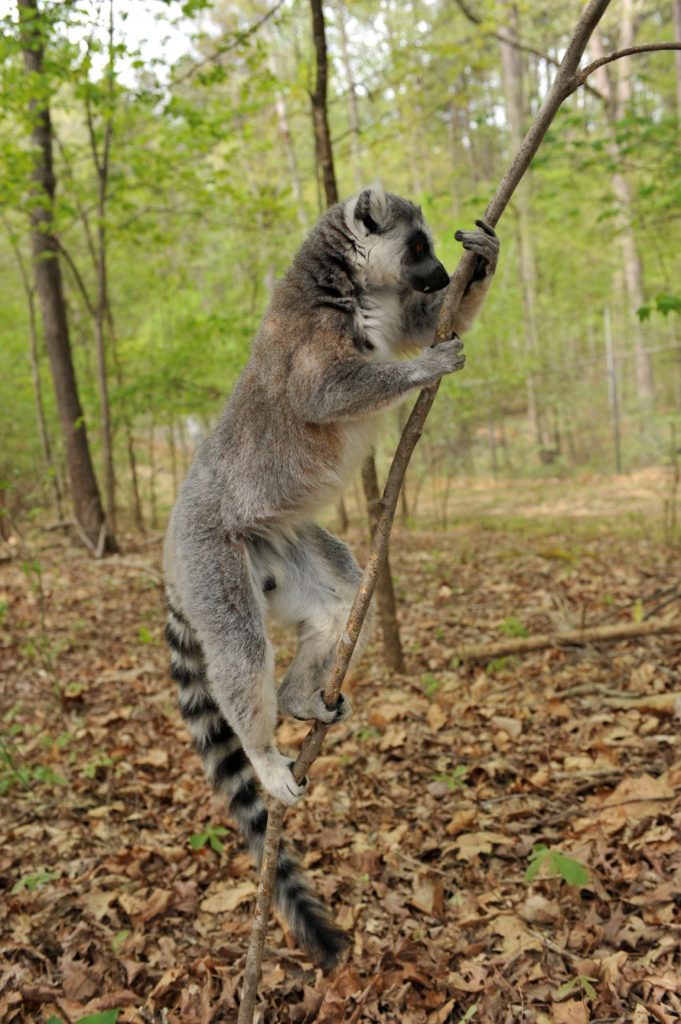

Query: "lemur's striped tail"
left=165, top=601, right=348, bottom=969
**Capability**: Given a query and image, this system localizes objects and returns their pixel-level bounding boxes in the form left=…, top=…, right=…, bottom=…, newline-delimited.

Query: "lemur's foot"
left=251, top=748, right=309, bottom=806
left=315, top=690, right=353, bottom=725
left=279, top=683, right=353, bottom=725
left=285, top=689, right=352, bottom=725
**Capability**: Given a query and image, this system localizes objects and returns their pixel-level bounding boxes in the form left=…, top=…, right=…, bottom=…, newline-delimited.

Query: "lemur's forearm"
left=289, top=343, right=463, bottom=424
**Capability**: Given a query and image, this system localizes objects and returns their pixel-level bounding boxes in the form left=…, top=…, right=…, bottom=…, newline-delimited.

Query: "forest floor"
left=1, top=472, right=680, bottom=1024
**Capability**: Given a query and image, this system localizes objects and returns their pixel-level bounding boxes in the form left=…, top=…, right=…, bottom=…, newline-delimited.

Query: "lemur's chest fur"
left=354, top=289, right=405, bottom=360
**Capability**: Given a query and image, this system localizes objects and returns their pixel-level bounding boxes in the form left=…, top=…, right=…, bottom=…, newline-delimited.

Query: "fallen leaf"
left=492, top=915, right=544, bottom=956
left=552, top=1001, right=589, bottom=1024
left=454, top=831, right=512, bottom=861
left=199, top=881, right=256, bottom=914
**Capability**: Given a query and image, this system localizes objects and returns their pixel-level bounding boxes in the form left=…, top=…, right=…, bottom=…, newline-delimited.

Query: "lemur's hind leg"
left=177, top=535, right=307, bottom=806
left=256, top=525, right=373, bottom=724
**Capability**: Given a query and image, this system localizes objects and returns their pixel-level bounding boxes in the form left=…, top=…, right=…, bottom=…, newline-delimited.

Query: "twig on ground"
left=454, top=618, right=679, bottom=661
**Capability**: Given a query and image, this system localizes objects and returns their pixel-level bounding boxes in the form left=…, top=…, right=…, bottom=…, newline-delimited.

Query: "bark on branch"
left=237, top=2, right=681, bottom=1018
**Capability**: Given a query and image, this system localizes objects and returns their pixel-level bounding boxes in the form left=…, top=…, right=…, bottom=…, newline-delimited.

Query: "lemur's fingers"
left=455, top=227, right=499, bottom=266
left=474, top=218, right=497, bottom=238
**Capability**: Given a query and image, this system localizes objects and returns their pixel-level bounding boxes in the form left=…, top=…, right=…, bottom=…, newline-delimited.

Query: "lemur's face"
left=401, top=225, right=450, bottom=294
left=348, top=187, right=450, bottom=294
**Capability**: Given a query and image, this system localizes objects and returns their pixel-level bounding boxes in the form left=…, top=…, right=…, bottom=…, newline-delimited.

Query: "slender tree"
left=2, top=213, right=64, bottom=519
left=17, top=0, right=116, bottom=554
left=591, top=16, right=654, bottom=408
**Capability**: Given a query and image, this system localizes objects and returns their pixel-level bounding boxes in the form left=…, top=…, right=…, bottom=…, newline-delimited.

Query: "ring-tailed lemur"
left=164, top=185, right=499, bottom=967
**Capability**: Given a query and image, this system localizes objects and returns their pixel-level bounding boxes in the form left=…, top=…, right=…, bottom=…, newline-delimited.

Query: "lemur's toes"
left=330, top=692, right=353, bottom=723
left=315, top=690, right=353, bottom=725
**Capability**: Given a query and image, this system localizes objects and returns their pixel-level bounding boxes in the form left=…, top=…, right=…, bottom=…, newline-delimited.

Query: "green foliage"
left=12, top=868, right=61, bottom=894
left=499, top=616, right=528, bottom=638
left=189, top=823, right=230, bottom=853
left=638, top=293, right=681, bottom=321
left=0, top=0, right=679, bottom=528
left=46, top=1012, right=120, bottom=1024
left=0, top=728, right=67, bottom=795
left=525, top=845, right=590, bottom=887
left=356, top=726, right=381, bottom=742
left=554, top=975, right=597, bottom=1001
left=421, top=672, right=441, bottom=697
left=434, top=766, right=468, bottom=791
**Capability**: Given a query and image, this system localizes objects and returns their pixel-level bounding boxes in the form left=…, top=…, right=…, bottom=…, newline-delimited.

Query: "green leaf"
left=189, top=830, right=208, bottom=850
left=499, top=616, right=528, bottom=638
left=525, top=844, right=549, bottom=883
left=554, top=978, right=579, bottom=999
left=75, top=1012, right=121, bottom=1024
left=421, top=673, right=440, bottom=697
left=551, top=851, right=589, bottom=887
left=656, top=293, right=681, bottom=317
left=555, top=975, right=597, bottom=1001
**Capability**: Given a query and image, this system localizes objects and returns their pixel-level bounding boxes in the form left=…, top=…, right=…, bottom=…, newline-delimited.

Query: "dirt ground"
left=1, top=473, right=680, bottom=1024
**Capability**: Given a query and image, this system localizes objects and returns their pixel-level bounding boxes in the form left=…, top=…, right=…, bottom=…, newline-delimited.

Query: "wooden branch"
left=574, top=42, right=681, bottom=89
left=452, top=0, right=606, bottom=101
left=238, top=2, right=681, bottom=1017
left=454, top=618, right=680, bottom=662
left=236, top=801, right=286, bottom=1024
left=172, top=1, right=286, bottom=86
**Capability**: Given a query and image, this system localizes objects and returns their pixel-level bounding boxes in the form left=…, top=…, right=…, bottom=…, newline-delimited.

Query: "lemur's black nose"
left=407, top=257, right=450, bottom=294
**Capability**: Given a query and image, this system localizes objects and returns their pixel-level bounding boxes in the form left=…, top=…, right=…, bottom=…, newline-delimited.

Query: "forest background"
left=1, top=0, right=680, bottom=545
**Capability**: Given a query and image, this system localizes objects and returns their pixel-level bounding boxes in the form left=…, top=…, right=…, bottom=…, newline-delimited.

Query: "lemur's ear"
left=354, top=183, right=387, bottom=234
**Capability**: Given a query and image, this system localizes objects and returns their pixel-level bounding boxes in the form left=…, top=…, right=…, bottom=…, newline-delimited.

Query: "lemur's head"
left=345, top=184, right=449, bottom=294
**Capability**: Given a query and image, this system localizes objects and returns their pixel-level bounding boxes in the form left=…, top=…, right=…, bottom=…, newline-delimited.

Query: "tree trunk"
left=334, top=0, right=363, bottom=188
left=90, top=0, right=117, bottom=535
left=18, top=0, right=115, bottom=554
left=591, top=19, right=654, bottom=409
left=309, top=0, right=339, bottom=207
left=674, top=0, right=681, bottom=117
left=361, top=455, right=406, bottom=672
left=264, top=22, right=309, bottom=229
left=3, top=215, right=64, bottom=519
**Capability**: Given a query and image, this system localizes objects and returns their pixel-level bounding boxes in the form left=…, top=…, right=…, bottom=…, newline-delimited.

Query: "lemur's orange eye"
left=414, top=241, right=425, bottom=254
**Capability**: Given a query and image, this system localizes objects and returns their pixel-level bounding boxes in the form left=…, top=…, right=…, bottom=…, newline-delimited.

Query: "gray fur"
left=163, top=185, right=499, bottom=965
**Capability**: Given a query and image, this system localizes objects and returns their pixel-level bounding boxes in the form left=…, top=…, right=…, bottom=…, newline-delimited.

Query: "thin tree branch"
left=172, top=0, right=286, bottom=86
left=452, top=0, right=606, bottom=102
left=237, top=2, right=681, bottom=1018
left=572, top=41, right=681, bottom=90
left=54, top=237, right=96, bottom=318
left=453, top=0, right=561, bottom=69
